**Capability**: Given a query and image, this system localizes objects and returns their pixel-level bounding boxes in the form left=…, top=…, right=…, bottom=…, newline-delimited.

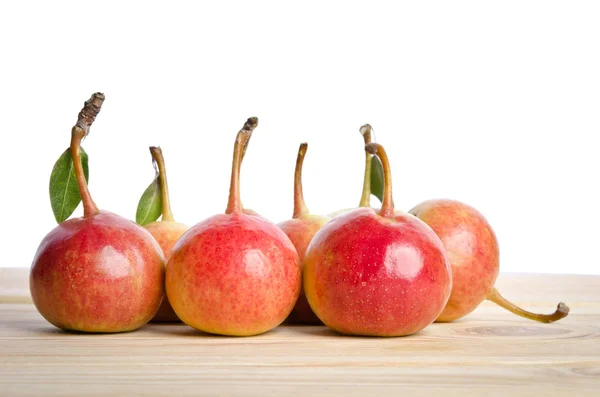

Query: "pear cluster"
left=30, top=93, right=569, bottom=337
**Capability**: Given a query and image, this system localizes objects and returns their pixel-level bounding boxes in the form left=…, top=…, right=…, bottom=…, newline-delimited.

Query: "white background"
left=1, top=1, right=598, bottom=274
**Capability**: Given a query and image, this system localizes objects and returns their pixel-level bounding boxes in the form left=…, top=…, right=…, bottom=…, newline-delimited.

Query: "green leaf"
left=49, top=147, right=89, bottom=223
left=370, top=154, right=385, bottom=203
left=136, top=176, right=162, bottom=225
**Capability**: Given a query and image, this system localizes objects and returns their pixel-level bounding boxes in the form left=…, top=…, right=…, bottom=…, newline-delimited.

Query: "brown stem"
left=364, top=143, right=394, bottom=218
left=69, top=93, right=104, bottom=218
left=76, top=93, right=105, bottom=136
left=226, top=117, right=258, bottom=215
left=293, top=143, right=309, bottom=218
left=150, top=147, right=174, bottom=221
left=71, top=127, right=99, bottom=217
left=359, top=124, right=373, bottom=207
left=240, top=133, right=250, bottom=164
left=486, top=288, right=570, bottom=323
left=238, top=125, right=252, bottom=212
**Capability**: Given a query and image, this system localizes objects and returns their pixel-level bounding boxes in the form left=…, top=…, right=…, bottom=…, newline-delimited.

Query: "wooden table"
left=1, top=267, right=598, bottom=396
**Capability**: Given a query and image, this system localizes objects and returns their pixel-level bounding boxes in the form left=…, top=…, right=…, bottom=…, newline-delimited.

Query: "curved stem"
left=293, top=143, right=309, bottom=218
left=150, top=147, right=174, bottom=221
left=364, top=143, right=394, bottom=218
left=71, top=127, right=99, bottom=217
left=358, top=124, right=373, bottom=207
left=69, top=93, right=104, bottom=218
left=226, top=117, right=258, bottom=215
left=486, top=288, right=570, bottom=323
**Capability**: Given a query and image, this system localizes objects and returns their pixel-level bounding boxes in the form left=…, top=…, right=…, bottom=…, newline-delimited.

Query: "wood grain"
left=1, top=268, right=599, bottom=396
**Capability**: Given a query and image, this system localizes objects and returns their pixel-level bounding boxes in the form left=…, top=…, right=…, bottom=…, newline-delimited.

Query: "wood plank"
left=1, top=269, right=599, bottom=396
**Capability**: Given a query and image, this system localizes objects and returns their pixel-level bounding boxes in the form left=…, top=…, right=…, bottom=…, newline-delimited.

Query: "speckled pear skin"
left=166, top=212, right=301, bottom=336
left=304, top=207, right=452, bottom=337
left=279, top=213, right=329, bottom=324
left=144, top=220, right=189, bottom=322
left=409, top=199, right=500, bottom=322
left=30, top=211, right=165, bottom=333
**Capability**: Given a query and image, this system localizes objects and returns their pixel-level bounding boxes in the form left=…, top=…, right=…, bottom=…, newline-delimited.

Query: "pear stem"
left=365, top=143, right=394, bottom=218
left=76, top=93, right=105, bottom=136
left=150, top=147, right=174, bottom=222
left=238, top=124, right=252, bottom=212
left=70, top=93, right=104, bottom=218
left=486, top=288, right=570, bottom=323
left=225, top=117, right=258, bottom=215
left=358, top=124, right=373, bottom=207
left=71, top=127, right=99, bottom=217
left=293, top=143, right=309, bottom=218
left=240, top=132, right=250, bottom=164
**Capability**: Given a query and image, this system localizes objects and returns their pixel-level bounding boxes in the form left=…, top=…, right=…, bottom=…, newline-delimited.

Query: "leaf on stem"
left=370, top=154, right=385, bottom=203
left=136, top=176, right=162, bottom=226
left=49, top=147, right=89, bottom=223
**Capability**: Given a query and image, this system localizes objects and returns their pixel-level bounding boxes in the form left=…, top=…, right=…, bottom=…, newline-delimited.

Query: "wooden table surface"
left=1, top=267, right=598, bottom=396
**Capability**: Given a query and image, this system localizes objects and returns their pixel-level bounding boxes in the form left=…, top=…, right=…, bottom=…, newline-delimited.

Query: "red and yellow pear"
left=278, top=143, right=329, bottom=324
left=30, top=93, right=165, bottom=333
left=304, top=143, right=452, bottom=336
left=138, top=147, right=189, bottom=322
left=166, top=118, right=301, bottom=336
left=410, top=199, right=569, bottom=323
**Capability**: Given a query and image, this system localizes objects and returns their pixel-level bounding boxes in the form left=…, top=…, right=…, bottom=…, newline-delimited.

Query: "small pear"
left=278, top=143, right=329, bottom=324
left=138, top=147, right=189, bottom=322
left=30, top=93, right=164, bottom=333
left=410, top=199, right=569, bottom=323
